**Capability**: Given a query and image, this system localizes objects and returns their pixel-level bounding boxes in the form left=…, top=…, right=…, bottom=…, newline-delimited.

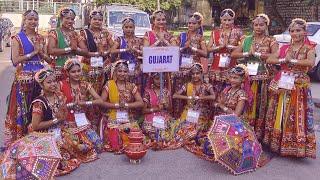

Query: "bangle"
left=223, top=107, right=229, bottom=112
left=124, top=103, right=129, bottom=108
left=242, top=52, right=249, bottom=57
left=64, top=47, right=72, bottom=52
left=279, top=58, right=286, bottom=64
left=254, top=52, right=261, bottom=58
left=213, top=46, right=220, bottom=50
left=290, top=59, right=298, bottom=64
left=85, top=101, right=93, bottom=106
left=195, top=96, right=200, bottom=100
left=114, top=103, right=120, bottom=108
left=150, top=108, right=154, bottom=112
left=103, top=51, right=108, bottom=55
left=120, top=49, right=126, bottom=52
left=191, top=47, right=198, bottom=52
left=26, top=53, right=32, bottom=59
left=94, top=52, right=99, bottom=56
left=188, top=96, right=193, bottom=100
left=52, top=118, right=59, bottom=124
left=66, top=103, right=74, bottom=108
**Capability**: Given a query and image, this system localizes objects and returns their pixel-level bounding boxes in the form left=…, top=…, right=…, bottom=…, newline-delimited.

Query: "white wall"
left=2, top=13, right=54, bottom=29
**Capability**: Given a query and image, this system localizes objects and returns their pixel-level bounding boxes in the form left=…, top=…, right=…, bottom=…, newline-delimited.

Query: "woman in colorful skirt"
left=214, top=65, right=251, bottom=117
left=173, top=14, right=208, bottom=119
left=208, top=9, right=243, bottom=95
left=4, top=10, right=52, bottom=147
left=47, top=7, right=87, bottom=79
left=59, top=58, right=104, bottom=152
left=173, top=63, right=215, bottom=152
left=185, top=65, right=251, bottom=160
left=142, top=73, right=182, bottom=150
left=100, top=60, right=144, bottom=153
left=143, top=10, right=177, bottom=100
left=110, top=17, right=143, bottom=93
left=231, top=14, right=279, bottom=141
left=263, top=18, right=316, bottom=158
left=29, top=69, right=87, bottom=176
left=78, top=10, right=114, bottom=92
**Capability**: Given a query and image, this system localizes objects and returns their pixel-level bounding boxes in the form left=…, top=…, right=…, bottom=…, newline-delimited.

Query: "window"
left=307, top=24, right=320, bottom=36
left=108, top=11, right=150, bottom=28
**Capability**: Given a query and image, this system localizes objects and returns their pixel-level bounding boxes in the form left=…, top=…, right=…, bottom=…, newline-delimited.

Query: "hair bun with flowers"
left=64, top=58, right=82, bottom=71
left=35, top=68, right=55, bottom=84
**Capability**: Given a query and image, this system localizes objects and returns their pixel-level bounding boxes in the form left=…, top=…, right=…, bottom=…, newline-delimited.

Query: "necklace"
left=25, top=32, right=37, bottom=46
left=117, top=82, right=127, bottom=91
left=45, top=94, right=60, bottom=114
left=221, top=29, right=232, bottom=45
left=253, top=36, right=266, bottom=52
left=61, top=29, right=71, bottom=46
left=89, top=28, right=103, bottom=44
left=225, top=87, right=240, bottom=106
left=290, top=43, right=304, bottom=59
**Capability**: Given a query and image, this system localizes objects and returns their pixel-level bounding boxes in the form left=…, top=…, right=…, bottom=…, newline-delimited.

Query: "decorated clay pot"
left=127, top=128, right=144, bottom=143
left=124, top=128, right=147, bottom=164
left=124, top=143, right=147, bottom=163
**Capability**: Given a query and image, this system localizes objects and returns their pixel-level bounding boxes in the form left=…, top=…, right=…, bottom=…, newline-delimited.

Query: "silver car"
left=274, top=22, right=320, bottom=80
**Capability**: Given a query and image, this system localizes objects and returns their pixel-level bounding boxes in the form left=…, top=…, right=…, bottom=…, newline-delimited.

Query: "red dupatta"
left=60, top=80, right=75, bottom=121
left=274, top=38, right=316, bottom=81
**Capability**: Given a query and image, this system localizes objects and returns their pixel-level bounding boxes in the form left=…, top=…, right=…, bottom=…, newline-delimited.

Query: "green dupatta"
left=56, top=28, right=69, bottom=66
left=242, top=35, right=266, bottom=72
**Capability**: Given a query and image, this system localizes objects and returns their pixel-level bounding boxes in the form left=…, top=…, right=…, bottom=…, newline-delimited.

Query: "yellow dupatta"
left=180, top=83, right=194, bottom=120
left=249, top=81, right=258, bottom=120
left=108, top=80, right=120, bottom=120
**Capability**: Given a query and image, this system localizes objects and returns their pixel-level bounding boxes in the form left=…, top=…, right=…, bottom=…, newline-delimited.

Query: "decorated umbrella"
left=208, top=114, right=262, bottom=175
left=1, top=132, right=62, bottom=179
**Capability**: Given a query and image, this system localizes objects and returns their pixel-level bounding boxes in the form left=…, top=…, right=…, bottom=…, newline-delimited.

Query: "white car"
left=99, top=4, right=152, bottom=38
left=274, top=22, right=320, bottom=80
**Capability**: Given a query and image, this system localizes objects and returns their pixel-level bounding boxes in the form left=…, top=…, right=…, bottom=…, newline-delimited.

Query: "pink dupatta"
left=144, top=89, right=169, bottom=122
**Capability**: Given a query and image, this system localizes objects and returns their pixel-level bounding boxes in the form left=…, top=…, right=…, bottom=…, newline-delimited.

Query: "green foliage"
left=302, top=0, right=320, bottom=5
left=95, top=0, right=182, bottom=12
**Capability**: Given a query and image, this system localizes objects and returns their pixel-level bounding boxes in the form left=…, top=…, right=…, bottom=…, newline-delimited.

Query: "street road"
left=0, top=47, right=319, bottom=180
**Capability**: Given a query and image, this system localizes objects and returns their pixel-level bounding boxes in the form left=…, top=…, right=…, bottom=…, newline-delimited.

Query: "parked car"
left=274, top=22, right=320, bottom=80
left=95, top=4, right=152, bottom=38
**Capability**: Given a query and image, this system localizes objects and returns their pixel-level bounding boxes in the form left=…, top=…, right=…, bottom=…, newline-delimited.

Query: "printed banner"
left=143, top=46, right=180, bottom=72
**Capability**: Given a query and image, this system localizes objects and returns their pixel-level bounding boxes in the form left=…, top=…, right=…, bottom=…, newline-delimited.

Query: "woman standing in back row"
left=47, top=7, right=87, bottom=80
left=208, top=9, right=243, bottom=91
left=231, top=14, right=279, bottom=141
left=264, top=18, right=316, bottom=158
left=4, top=10, right=51, bottom=147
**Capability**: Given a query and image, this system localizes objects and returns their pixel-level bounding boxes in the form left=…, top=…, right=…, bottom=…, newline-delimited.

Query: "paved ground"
left=0, top=46, right=320, bottom=180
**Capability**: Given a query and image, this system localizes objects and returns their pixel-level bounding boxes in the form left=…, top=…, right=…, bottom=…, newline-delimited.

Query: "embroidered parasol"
left=208, top=114, right=263, bottom=175
left=0, top=132, right=61, bottom=179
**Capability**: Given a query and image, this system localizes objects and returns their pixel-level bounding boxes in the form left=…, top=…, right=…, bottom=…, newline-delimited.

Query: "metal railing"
left=0, top=0, right=85, bottom=15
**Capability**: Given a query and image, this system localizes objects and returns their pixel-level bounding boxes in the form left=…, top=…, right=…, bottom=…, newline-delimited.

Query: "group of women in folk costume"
left=2, top=6, right=317, bottom=177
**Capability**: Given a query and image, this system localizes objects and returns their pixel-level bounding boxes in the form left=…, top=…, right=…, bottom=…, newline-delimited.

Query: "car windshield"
left=283, top=24, right=320, bottom=36
left=108, top=11, right=150, bottom=28
left=307, top=24, right=320, bottom=36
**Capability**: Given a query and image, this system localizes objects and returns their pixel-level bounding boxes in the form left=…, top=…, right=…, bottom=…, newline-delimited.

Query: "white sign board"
left=143, top=46, right=180, bottom=72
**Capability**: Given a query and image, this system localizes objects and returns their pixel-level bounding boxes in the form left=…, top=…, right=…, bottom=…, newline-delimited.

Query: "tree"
left=95, top=0, right=182, bottom=12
